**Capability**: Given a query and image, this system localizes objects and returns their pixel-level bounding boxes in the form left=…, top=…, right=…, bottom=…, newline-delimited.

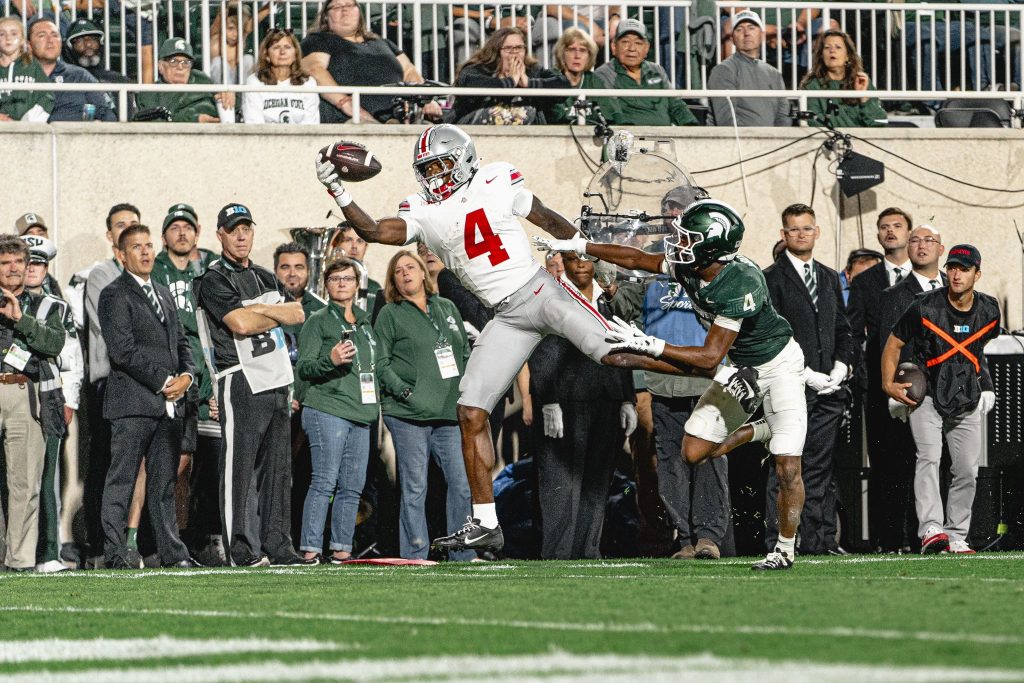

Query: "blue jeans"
left=384, top=416, right=474, bottom=561
left=300, top=407, right=369, bottom=554
left=905, top=20, right=993, bottom=90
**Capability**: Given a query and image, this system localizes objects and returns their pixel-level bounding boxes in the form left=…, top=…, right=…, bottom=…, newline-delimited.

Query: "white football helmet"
left=413, top=124, right=479, bottom=201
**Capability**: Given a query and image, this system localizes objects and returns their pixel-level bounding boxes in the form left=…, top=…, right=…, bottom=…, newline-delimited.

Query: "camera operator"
left=882, top=245, right=999, bottom=555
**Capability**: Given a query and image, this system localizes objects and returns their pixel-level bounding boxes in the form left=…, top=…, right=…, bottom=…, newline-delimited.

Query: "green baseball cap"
left=159, top=37, right=195, bottom=61
left=162, top=209, right=198, bottom=233
left=167, top=203, right=197, bottom=220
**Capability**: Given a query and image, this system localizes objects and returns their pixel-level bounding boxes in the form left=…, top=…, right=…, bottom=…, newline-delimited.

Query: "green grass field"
left=2, top=553, right=1023, bottom=681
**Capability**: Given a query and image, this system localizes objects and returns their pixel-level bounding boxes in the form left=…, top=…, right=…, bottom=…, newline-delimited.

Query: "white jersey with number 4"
left=399, top=162, right=540, bottom=307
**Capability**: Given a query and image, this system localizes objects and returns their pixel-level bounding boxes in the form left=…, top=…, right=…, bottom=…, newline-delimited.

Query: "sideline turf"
left=1, top=553, right=1022, bottom=679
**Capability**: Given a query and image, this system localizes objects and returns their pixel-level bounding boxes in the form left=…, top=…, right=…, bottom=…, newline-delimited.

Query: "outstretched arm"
left=533, top=232, right=665, bottom=275
left=525, top=195, right=578, bottom=239
left=316, top=152, right=409, bottom=246
left=603, top=320, right=735, bottom=377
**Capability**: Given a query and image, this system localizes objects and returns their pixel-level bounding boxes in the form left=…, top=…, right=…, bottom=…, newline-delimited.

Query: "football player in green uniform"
left=536, top=199, right=808, bottom=570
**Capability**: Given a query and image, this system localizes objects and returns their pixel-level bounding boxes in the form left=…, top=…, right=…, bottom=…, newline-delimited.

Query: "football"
left=320, top=141, right=382, bottom=182
left=895, top=362, right=928, bottom=404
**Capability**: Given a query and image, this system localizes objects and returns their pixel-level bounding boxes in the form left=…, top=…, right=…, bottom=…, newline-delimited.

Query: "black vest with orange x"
left=893, top=287, right=1000, bottom=418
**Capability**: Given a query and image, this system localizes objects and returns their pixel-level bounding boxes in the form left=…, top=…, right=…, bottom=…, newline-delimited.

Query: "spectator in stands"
left=535, top=4, right=622, bottom=61
left=28, top=19, right=115, bottom=122
left=300, top=0, right=442, bottom=124
left=375, top=251, right=474, bottom=561
left=243, top=28, right=320, bottom=125
left=841, top=248, right=883, bottom=305
left=707, top=11, right=791, bottom=127
left=21, top=235, right=78, bottom=573
left=0, top=234, right=66, bottom=572
left=594, top=20, right=697, bottom=126
left=0, top=17, right=52, bottom=122
left=847, top=207, right=917, bottom=552
left=548, top=27, right=622, bottom=125
left=68, top=0, right=154, bottom=82
left=296, top=258, right=378, bottom=564
left=64, top=18, right=134, bottom=120
left=136, top=39, right=231, bottom=123
left=453, top=27, right=568, bottom=124
left=210, top=6, right=255, bottom=85
left=545, top=251, right=564, bottom=279
left=801, top=30, right=886, bottom=127
left=721, top=5, right=838, bottom=83
left=529, top=251, right=636, bottom=559
left=446, top=4, right=535, bottom=70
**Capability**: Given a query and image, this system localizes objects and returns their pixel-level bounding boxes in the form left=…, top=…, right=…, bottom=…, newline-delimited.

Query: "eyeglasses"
left=327, top=275, right=358, bottom=284
left=908, top=237, right=941, bottom=245
left=783, top=226, right=817, bottom=235
left=266, top=27, right=295, bottom=37
left=327, top=2, right=359, bottom=12
left=501, top=45, right=526, bottom=53
left=164, top=57, right=193, bottom=68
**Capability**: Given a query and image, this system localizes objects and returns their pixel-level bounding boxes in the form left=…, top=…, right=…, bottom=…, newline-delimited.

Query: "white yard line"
left=0, top=652, right=1021, bottom=683
left=2, top=605, right=1021, bottom=646
left=0, top=637, right=347, bottom=663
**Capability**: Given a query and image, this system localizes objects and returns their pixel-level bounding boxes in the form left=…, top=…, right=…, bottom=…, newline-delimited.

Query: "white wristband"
left=335, top=190, right=353, bottom=208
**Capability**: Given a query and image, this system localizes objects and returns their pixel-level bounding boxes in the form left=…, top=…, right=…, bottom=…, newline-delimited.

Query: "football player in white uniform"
left=316, top=124, right=679, bottom=554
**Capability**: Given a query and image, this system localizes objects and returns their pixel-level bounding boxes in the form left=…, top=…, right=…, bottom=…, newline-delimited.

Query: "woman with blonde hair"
left=243, top=28, right=320, bottom=124
left=548, top=27, right=620, bottom=124
left=374, top=250, right=474, bottom=561
left=800, top=29, right=886, bottom=127
left=209, top=5, right=255, bottom=84
left=0, top=17, right=52, bottom=121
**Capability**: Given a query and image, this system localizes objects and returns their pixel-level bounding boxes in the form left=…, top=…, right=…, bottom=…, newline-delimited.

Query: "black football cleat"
left=751, top=548, right=794, bottom=571
left=721, top=366, right=763, bottom=413
left=432, top=517, right=504, bottom=552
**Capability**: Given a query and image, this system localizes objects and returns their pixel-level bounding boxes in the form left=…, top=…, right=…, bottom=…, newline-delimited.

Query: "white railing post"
left=201, top=0, right=212, bottom=76
left=413, top=0, right=424, bottom=76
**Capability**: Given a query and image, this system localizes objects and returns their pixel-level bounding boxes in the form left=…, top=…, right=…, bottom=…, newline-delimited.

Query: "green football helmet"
left=664, top=199, right=745, bottom=275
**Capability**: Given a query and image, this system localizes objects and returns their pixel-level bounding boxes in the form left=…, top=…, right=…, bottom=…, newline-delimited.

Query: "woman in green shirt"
left=297, top=257, right=379, bottom=564
left=374, top=250, right=474, bottom=561
left=548, top=27, right=621, bottom=125
left=800, top=30, right=887, bottom=128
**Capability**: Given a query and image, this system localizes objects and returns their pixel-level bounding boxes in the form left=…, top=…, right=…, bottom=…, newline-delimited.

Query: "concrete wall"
left=4, top=123, right=1023, bottom=326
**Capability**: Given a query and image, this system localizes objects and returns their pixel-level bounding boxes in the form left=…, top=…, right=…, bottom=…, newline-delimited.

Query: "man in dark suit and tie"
left=764, top=204, right=857, bottom=555
left=98, top=224, right=195, bottom=569
left=847, top=207, right=917, bottom=551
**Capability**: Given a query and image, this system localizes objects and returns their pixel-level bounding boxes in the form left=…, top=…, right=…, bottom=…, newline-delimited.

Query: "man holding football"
left=537, top=200, right=819, bottom=570
left=314, top=125, right=789, bottom=569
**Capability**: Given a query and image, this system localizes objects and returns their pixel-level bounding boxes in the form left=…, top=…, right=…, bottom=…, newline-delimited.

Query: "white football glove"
left=315, top=153, right=346, bottom=199
left=531, top=233, right=589, bottom=257
left=604, top=316, right=665, bottom=358
left=980, top=390, right=996, bottom=415
left=888, top=397, right=910, bottom=423
left=619, top=402, right=638, bottom=437
left=542, top=403, right=563, bottom=439
left=801, top=367, right=834, bottom=393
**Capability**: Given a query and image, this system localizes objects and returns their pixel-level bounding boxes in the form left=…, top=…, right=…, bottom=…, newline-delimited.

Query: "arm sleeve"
left=856, top=88, right=888, bottom=127
left=706, top=65, right=735, bottom=127
left=456, top=64, right=517, bottom=89
left=371, top=308, right=413, bottom=399
left=13, top=300, right=66, bottom=358
left=197, top=271, right=242, bottom=325
left=296, top=315, right=345, bottom=381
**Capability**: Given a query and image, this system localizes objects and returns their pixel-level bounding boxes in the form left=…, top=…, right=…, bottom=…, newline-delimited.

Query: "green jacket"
left=0, top=58, right=54, bottom=121
left=803, top=78, right=888, bottom=128
left=283, top=289, right=327, bottom=404
left=136, top=70, right=219, bottom=122
left=548, top=71, right=624, bottom=125
left=151, top=249, right=217, bottom=416
left=297, top=301, right=379, bottom=425
left=374, top=296, right=469, bottom=422
left=593, top=59, right=697, bottom=126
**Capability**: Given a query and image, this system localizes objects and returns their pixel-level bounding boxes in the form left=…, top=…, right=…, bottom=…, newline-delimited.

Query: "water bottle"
left=81, top=103, right=96, bottom=121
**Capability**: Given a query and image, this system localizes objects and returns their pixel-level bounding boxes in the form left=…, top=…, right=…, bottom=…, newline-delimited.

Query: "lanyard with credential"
left=418, top=299, right=460, bottom=379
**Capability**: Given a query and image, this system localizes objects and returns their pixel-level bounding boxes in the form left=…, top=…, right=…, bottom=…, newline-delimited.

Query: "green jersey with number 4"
left=677, top=255, right=792, bottom=366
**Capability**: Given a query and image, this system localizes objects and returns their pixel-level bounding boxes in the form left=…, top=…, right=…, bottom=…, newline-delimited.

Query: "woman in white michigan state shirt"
left=242, top=28, right=320, bottom=125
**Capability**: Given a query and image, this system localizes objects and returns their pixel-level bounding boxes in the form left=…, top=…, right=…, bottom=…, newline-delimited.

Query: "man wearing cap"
left=64, top=18, right=134, bottom=119
left=14, top=213, right=64, bottom=297
left=27, top=19, right=115, bottom=122
left=22, top=234, right=80, bottom=572
left=196, top=204, right=309, bottom=566
left=883, top=244, right=1000, bottom=555
left=0, top=234, right=66, bottom=571
left=841, top=248, right=882, bottom=305
left=594, top=19, right=697, bottom=126
left=707, top=10, right=790, bottom=127
left=136, top=38, right=231, bottom=123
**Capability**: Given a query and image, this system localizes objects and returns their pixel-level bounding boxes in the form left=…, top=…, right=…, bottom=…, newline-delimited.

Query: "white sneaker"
left=921, top=525, right=949, bottom=554
left=35, top=560, right=69, bottom=574
left=947, top=539, right=976, bottom=554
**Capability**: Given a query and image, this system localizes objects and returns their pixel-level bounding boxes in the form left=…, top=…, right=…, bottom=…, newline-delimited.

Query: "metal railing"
left=3, top=0, right=1023, bottom=92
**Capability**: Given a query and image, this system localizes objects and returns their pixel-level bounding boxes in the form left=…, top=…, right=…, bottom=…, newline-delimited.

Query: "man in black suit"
left=878, top=226, right=947, bottom=365
left=846, top=207, right=916, bottom=551
left=98, top=224, right=195, bottom=569
left=764, top=204, right=857, bottom=555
